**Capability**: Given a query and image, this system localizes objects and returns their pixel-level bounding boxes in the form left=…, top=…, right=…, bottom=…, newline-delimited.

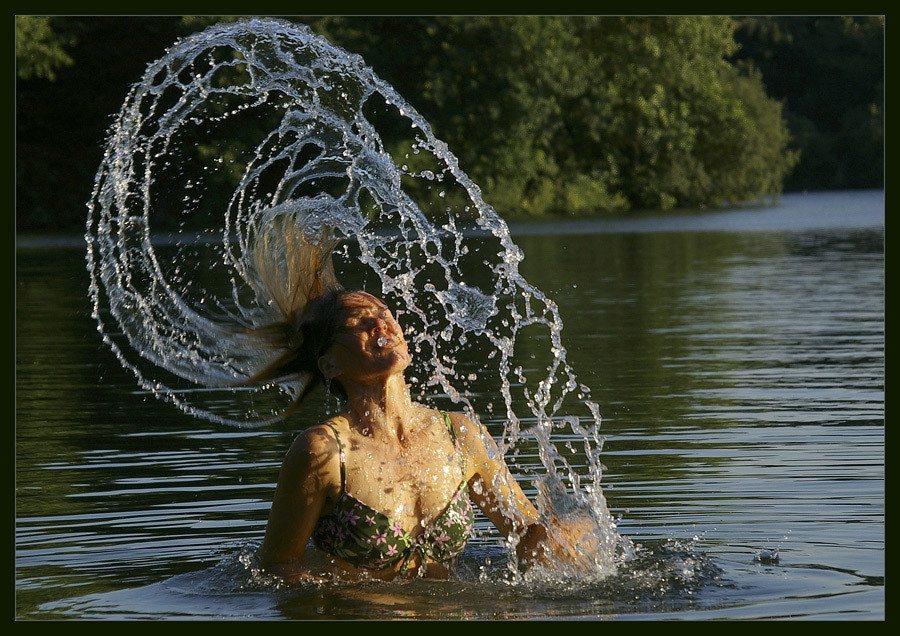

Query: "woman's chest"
left=342, top=437, right=463, bottom=530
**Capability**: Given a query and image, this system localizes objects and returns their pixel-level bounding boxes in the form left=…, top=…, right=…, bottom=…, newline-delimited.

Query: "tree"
left=16, top=16, right=813, bottom=232
left=16, top=17, right=183, bottom=231
left=553, top=16, right=797, bottom=211
left=308, top=16, right=797, bottom=214
left=15, top=16, right=75, bottom=81
left=733, top=16, right=884, bottom=190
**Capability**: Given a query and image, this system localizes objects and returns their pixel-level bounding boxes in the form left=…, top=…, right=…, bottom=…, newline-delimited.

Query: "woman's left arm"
left=447, top=412, right=556, bottom=568
left=449, top=412, right=607, bottom=570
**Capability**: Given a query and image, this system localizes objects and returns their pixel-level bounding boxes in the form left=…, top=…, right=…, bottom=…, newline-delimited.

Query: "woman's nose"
left=372, top=317, right=392, bottom=333
left=374, top=315, right=400, bottom=335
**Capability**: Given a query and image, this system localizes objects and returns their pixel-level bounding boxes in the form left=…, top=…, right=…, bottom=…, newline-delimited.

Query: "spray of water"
left=85, top=17, right=632, bottom=578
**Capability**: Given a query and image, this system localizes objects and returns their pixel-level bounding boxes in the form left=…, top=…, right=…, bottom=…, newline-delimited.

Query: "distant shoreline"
left=16, top=189, right=884, bottom=251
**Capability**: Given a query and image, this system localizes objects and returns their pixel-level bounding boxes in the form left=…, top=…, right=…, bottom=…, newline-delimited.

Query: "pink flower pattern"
left=312, top=483, right=473, bottom=571
left=310, top=413, right=473, bottom=572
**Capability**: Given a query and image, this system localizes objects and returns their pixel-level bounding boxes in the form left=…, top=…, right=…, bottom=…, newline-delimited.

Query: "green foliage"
left=304, top=16, right=797, bottom=215
left=547, top=16, right=798, bottom=211
left=733, top=16, right=884, bottom=190
left=16, top=17, right=183, bottom=232
left=16, top=16, right=75, bottom=81
left=15, top=16, right=879, bottom=232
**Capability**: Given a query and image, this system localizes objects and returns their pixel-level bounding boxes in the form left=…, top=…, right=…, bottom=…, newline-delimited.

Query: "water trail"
left=85, top=17, right=631, bottom=576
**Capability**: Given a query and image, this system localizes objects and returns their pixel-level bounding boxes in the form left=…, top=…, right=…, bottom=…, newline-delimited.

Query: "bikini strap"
left=440, top=410, right=465, bottom=472
left=323, top=423, right=346, bottom=494
left=440, top=410, right=456, bottom=443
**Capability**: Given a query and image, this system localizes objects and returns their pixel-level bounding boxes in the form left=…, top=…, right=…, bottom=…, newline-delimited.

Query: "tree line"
left=15, top=16, right=884, bottom=232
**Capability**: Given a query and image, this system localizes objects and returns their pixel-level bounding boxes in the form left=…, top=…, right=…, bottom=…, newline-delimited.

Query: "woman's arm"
left=447, top=412, right=551, bottom=566
left=258, top=424, right=341, bottom=582
left=449, top=412, right=606, bottom=570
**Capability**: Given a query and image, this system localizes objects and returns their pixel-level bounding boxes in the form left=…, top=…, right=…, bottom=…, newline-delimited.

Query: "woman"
left=245, top=213, right=590, bottom=582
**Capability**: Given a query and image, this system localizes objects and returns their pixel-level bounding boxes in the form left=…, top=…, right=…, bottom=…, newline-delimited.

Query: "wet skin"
left=260, top=292, right=584, bottom=582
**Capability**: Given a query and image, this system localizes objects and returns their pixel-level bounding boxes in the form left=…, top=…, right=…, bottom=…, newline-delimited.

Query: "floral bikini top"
left=312, top=412, right=474, bottom=574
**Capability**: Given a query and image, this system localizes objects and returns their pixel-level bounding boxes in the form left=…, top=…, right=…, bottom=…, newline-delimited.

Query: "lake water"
left=15, top=189, right=884, bottom=620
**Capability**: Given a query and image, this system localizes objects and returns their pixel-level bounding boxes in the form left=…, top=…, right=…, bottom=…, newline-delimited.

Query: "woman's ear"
left=318, top=353, right=341, bottom=380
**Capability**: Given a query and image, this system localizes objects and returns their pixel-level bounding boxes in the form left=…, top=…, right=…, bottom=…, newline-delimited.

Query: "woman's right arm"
left=258, top=424, right=341, bottom=582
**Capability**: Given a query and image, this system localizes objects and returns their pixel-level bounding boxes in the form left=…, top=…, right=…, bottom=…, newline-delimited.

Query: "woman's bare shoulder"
left=282, top=418, right=346, bottom=474
left=435, top=409, right=493, bottom=451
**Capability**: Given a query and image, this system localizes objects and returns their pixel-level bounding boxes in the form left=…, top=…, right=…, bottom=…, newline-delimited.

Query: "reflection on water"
left=16, top=195, right=884, bottom=619
left=33, top=538, right=725, bottom=620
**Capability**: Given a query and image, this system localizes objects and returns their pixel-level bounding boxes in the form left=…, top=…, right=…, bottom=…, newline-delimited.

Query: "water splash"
left=85, top=17, right=631, bottom=576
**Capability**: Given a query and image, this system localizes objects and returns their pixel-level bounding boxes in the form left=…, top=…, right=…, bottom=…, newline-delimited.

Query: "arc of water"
left=86, top=20, right=625, bottom=570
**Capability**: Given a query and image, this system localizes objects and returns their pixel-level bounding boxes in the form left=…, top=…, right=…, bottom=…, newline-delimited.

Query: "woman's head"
left=318, top=291, right=410, bottom=386
left=246, top=289, right=410, bottom=411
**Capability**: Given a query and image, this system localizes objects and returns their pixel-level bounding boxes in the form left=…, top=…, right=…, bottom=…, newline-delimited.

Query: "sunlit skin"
left=259, top=291, right=585, bottom=582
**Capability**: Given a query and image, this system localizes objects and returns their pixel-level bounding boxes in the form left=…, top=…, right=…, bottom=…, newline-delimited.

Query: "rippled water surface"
left=16, top=190, right=884, bottom=619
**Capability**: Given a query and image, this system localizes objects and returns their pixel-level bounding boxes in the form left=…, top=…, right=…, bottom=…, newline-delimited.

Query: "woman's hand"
left=447, top=411, right=608, bottom=574
left=516, top=522, right=551, bottom=568
left=517, top=514, right=604, bottom=571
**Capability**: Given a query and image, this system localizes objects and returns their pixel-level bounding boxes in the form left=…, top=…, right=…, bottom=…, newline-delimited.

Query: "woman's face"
left=326, top=292, right=410, bottom=381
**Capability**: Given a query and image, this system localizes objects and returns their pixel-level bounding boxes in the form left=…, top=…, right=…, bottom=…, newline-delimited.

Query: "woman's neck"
left=343, top=373, right=415, bottom=440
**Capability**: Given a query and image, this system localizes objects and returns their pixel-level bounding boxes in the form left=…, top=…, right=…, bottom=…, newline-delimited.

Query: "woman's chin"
left=390, top=349, right=411, bottom=371
left=361, top=348, right=409, bottom=376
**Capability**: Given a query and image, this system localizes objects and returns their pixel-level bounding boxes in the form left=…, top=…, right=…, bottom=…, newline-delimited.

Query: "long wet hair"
left=239, top=207, right=352, bottom=416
